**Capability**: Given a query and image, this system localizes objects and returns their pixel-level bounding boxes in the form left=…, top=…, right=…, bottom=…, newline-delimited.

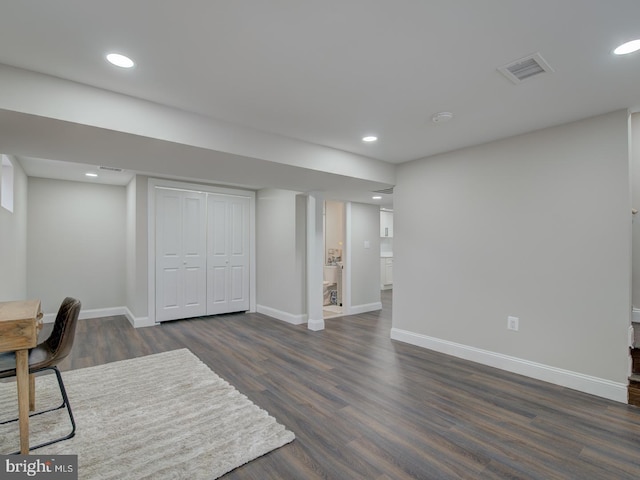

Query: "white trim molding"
left=257, top=305, right=307, bottom=325
left=124, top=307, right=154, bottom=328
left=307, top=318, right=325, bottom=331
left=349, top=302, right=382, bottom=315
left=42, top=306, right=125, bottom=323
left=632, top=307, right=640, bottom=323
left=43, top=306, right=152, bottom=328
left=390, top=328, right=628, bottom=404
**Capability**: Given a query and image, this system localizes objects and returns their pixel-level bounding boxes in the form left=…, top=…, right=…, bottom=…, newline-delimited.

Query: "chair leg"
left=0, top=372, right=65, bottom=425
left=26, top=366, right=76, bottom=452
left=1, top=367, right=76, bottom=454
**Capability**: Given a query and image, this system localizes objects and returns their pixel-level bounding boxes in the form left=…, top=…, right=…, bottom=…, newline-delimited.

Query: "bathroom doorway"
left=323, top=200, right=344, bottom=318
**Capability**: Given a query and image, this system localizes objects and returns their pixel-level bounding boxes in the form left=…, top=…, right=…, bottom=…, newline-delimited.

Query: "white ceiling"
left=1, top=1, right=640, bottom=200
left=18, top=157, right=135, bottom=186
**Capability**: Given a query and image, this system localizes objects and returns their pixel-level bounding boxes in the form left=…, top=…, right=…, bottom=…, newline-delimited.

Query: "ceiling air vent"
left=498, top=52, right=553, bottom=84
left=373, top=187, right=394, bottom=195
left=99, top=166, right=124, bottom=172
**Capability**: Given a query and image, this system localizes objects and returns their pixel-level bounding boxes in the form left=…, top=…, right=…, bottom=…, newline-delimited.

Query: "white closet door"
left=207, top=194, right=250, bottom=315
left=155, top=188, right=207, bottom=321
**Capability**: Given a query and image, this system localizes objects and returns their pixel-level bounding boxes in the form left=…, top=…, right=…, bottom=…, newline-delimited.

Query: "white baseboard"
left=256, top=305, right=307, bottom=325
left=307, top=318, right=325, bottom=331
left=124, top=307, right=154, bottom=328
left=633, top=308, right=640, bottom=323
left=390, top=327, right=628, bottom=404
left=349, top=302, right=382, bottom=315
left=42, top=306, right=153, bottom=329
left=42, top=306, right=126, bottom=323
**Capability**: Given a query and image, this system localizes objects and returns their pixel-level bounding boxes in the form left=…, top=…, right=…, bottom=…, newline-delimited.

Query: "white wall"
left=631, top=113, right=640, bottom=311
left=125, top=177, right=136, bottom=314
left=325, top=200, right=344, bottom=263
left=349, top=202, right=381, bottom=312
left=0, top=156, right=27, bottom=301
left=27, top=177, right=126, bottom=314
left=256, top=188, right=307, bottom=324
left=125, top=175, right=149, bottom=320
left=0, top=64, right=395, bottom=188
left=393, top=110, right=631, bottom=401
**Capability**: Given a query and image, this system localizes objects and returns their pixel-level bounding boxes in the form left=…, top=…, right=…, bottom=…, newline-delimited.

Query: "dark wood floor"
left=52, top=290, right=640, bottom=479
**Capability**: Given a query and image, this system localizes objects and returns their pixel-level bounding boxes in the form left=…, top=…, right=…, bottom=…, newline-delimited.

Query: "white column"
left=306, top=192, right=325, bottom=331
left=342, top=201, right=352, bottom=315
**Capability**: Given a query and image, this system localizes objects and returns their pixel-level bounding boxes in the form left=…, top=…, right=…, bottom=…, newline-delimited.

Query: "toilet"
left=323, top=266, right=339, bottom=305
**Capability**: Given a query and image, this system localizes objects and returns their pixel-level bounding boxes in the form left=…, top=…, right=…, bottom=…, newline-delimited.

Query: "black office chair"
left=0, top=297, right=81, bottom=453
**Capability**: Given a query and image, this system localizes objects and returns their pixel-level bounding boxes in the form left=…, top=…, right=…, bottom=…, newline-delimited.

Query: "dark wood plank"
left=47, top=290, right=640, bottom=479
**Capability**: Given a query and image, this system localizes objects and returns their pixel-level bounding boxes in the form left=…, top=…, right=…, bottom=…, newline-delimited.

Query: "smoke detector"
left=498, top=52, right=554, bottom=84
left=431, top=112, right=454, bottom=123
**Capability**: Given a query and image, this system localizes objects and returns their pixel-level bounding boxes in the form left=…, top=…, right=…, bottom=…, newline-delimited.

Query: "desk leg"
left=15, top=350, right=30, bottom=454
left=29, top=374, right=35, bottom=411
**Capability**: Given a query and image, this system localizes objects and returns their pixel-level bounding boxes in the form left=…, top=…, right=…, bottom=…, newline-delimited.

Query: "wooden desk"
left=0, top=300, right=42, bottom=454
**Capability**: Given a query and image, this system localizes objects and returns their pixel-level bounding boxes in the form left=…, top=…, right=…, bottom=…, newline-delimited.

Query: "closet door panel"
left=181, top=191, right=207, bottom=317
left=207, top=194, right=250, bottom=315
left=230, top=266, right=244, bottom=301
left=210, top=267, right=227, bottom=303
left=155, top=188, right=207, bottom=322
left=207, top=197, right=229, bottom=314
left=161, top=268, right=180, bottom=309
left=228, top=197, right=250, bottom=310
left=156, top=190, right=183, bottom=320
left=156, top=187, right=251, bottom=321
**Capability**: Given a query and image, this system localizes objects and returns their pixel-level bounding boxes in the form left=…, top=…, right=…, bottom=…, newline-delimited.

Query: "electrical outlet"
left=507, top=316, right=519, bottom=331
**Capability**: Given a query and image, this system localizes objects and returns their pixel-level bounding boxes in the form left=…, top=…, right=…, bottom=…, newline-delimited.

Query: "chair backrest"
left=44, top=297, right=81, bottom=362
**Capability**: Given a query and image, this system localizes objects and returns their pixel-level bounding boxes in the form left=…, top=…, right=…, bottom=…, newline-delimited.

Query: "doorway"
left=323, top=200, right=344, bottom=319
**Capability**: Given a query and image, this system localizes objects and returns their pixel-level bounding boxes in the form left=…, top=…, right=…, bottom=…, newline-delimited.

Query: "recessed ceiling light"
left=372, top=196, right=382, bottom=200
left=85, top=172, right=98, bottom=177
left=106, top=53, right=135, bottom=68
left=362, top=136, right=378, bottom=142
left=614, top=39, right=640, bottom=55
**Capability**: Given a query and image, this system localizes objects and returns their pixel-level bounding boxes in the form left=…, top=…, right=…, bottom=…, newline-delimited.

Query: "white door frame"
left=148, top=178, right=256, bottom=324
left=306, top=195, right=353, bottom=331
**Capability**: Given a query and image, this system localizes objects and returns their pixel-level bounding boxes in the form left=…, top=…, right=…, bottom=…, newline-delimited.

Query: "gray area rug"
left=0, top=349, right=295, bottom=479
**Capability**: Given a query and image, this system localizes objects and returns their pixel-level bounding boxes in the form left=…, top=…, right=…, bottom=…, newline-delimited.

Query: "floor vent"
left=498, top=53, right=553, bottom=84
